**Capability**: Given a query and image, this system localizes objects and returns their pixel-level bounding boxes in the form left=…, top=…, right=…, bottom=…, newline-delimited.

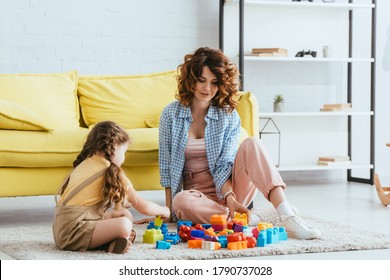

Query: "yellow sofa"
left=0, top=70, right=259, bottom=197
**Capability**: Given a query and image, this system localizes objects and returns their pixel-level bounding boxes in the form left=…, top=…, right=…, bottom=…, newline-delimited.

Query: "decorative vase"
left=274, top=102, right=284, bottom=112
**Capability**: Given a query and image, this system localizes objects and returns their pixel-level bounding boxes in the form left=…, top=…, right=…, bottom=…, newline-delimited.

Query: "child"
left=53, top=121, right=170, bottom=254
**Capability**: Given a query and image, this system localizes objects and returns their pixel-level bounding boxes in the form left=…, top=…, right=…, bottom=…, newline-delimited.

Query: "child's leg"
left=88, top=216, right=132, bottom=249
left=374, top=174, right=390, bottom=206
left=104, top=207, right=134, bottom=222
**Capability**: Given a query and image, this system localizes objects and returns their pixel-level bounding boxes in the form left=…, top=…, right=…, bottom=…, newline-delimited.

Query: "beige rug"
left=1, top=216, right=390, bottom=260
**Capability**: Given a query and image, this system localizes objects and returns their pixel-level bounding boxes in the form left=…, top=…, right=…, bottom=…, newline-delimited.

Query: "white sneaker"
left=249, top=206, right=299, bottom=226
left=278, top=216, right=321, bottom=240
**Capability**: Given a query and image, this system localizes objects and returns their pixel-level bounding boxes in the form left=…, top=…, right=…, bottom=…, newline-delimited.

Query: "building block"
left=227, top=240, right=248, bottom=250
left=202, top=240, right=221, bottom=250
left=154, top=216, right=163, bottom=227
left=278, top=227, right=288, bottom=241
left=210, top=214, right=227, bottom=231
left=201, top=223, right=212, bottom=229
left=257, top=222, right=273, bottom=231
left=233, top=212, right=248, bottom=226
left=267, top=228, right=279, bottom=244
left=218, top=236, right=228, bottom=248
left=164, top=232, right=180, bottom=245
left=227, top=232, right=244, bottom=243
left=252, top=227, right=260, bottom=239
left=190, top=229, right=205, bottom=239
left=156, top=240, right=171, bottom=250
left=246, top=236, right=257, bottom=248
left=257, top=230, right=267, bottom=247
left=177, top=220, right=192, bottom=231
left=178, top=225, right=192, bottom=242
left=188, top=239, right=203, bottom=249
left=143, top=229, right=164, bottom=244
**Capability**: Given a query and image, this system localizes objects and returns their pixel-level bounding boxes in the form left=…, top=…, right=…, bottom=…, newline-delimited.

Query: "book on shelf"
left=320, top=103, right=352, bottom=112
left=317, top=160, right=352, bottom=166
left=251, top=52, right=288, bottom=57
left=318, top=156, right=350, bottom=162
left=323, top=103, right=351, bottom=109
left=252, top=48, right=287, bottom=54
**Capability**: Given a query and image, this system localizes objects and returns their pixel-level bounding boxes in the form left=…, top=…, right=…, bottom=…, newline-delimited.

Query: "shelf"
left=277, top=164, right=374, bottom=172
left=245, top=56, right=374, bottom=63
left=259, top=111, right=374, bottom=117
left=225, top=0, right=375, bottom=10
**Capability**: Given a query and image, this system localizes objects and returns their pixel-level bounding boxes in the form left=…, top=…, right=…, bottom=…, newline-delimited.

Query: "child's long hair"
left=73, top=121, right=130, bottom=210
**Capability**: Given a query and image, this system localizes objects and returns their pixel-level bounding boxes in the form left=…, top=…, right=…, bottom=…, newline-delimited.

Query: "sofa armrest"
left=235, top=91, right=259, bottom=137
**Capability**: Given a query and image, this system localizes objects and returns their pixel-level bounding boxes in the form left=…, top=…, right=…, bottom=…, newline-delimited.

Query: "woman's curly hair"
left=73, top=121, right=130, bottom=211
left=176, top=47, right=240, bottom=112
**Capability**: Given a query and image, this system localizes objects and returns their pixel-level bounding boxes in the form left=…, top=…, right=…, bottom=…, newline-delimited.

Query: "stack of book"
left=317, top=156, right=351, bottom=166
left=251, top=48, right=288, bottom=57
left=320, top=103, right=352, bottom=112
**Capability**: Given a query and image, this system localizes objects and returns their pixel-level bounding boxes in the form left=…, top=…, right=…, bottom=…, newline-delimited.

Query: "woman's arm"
left=221, top=178, right=250, bottom=223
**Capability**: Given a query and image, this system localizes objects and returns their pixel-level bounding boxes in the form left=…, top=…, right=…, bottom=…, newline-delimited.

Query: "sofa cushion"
left=0, top=126, right=249, bottom=168
left=0, top=98, right=52, bottom=131
left=0, top=71, right=79, bottom=130
left=78, top=70, right=177, bottom=129
left=0, top=128, right=161, bottom=168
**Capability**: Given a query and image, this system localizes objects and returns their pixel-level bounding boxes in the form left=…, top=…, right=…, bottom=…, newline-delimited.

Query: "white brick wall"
left=1, top=0, right=389, bottom=181
left=0, top=0, right=219, bottom=74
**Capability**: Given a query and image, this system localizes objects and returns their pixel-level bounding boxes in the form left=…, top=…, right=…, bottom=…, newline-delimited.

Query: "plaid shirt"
left=159, top=101, right=241, bottom=202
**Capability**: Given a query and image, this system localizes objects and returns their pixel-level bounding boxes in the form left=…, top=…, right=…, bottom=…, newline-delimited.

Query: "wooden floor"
left=1, top=180, right=389, bottom=260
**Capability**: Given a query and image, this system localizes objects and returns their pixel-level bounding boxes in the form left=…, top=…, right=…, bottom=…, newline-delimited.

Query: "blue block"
left=257, top=230, right=267, bottom=247
left=164, top=232, right=180, bottom=245
left=201, top=223, right=212, bottom=229
left=278, top=227, right=288, bottom=241
left=156, top=240, right=171, bottom=250
left=218, top=236, right=228, bottom=248
left=190, top=229, right=205, bottom=238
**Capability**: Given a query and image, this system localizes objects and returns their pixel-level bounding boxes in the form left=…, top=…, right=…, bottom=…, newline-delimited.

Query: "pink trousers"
left=172, top=137, right=286, bottom=224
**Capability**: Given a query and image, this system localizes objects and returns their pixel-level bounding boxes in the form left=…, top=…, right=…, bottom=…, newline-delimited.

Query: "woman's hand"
left=225, top=195, right=251, bottom=223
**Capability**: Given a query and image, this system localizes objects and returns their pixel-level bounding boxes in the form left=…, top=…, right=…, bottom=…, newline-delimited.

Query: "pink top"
left=184, top=138, right=209, bottom=172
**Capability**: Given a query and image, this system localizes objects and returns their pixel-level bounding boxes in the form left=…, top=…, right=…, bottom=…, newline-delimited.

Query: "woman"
left=159, top=47, right=321, bottom=239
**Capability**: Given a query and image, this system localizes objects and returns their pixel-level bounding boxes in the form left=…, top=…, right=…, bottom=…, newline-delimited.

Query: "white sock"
left=276, top=201, right=295, bottom=218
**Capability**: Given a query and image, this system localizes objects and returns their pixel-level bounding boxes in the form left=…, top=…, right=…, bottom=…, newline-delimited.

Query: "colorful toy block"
left=156, top=240, right=171, bottom=250
left=233, top=212, right=248, bottom=226
left=227, top=232, right=244, bottom=243
left=178, top=225, right=191, bottom=242
left=257, top=222, right=273, bottom=231
left=154, top=216, right=163, bottom=227
left=143, top=228, right=164, bottom=244
left=164, top=232, right=180, bottom=245
left=188, top=239, right=203, bottom=249
left=210, top=214, right=227, bottom=231
left=228, top=240, right=248, bottom=250
left=190, top=229, right=205, bottom=239
left=177, top=220, right=192, bottom=231
left=257, top=230, right=267, bottom=247
left=278, top=227, right=288, bottom=241
left=246, top=236, right=257, bottom=248
left=217, top=236, right=228, bottom=248
left=202, top=240, right=221, bottom=250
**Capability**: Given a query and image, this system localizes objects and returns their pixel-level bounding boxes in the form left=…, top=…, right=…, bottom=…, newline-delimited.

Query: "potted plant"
left=273, top=94, right=284, bottom=112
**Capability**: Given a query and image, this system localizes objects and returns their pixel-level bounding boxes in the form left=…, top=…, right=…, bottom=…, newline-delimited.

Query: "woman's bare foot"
left=374, top=174, right=390, bottom=206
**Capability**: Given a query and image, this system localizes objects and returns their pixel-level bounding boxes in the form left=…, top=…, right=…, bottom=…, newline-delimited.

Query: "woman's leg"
left=172, top=190, right=228, bottom=224
left=232, top=137, right=321, bottom=239
left=232, top=137, right=286, bottom=207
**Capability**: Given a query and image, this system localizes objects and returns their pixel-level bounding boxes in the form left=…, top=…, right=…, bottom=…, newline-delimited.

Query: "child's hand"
left=161, top=206, right=170, bottom=220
